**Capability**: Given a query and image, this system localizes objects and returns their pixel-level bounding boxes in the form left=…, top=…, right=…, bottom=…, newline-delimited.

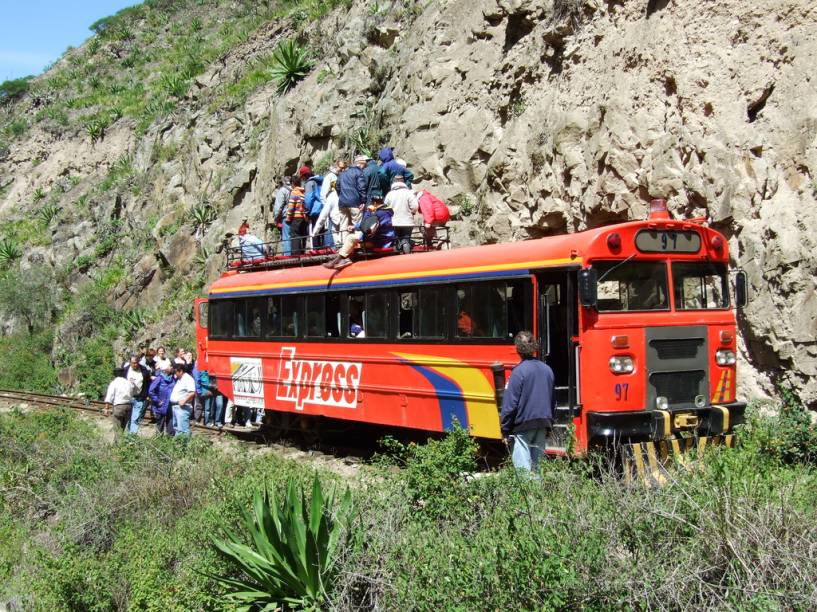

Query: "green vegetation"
left=0, top=238, right=21, bottom=268
left=213, top=477, right=354, bottom=609
left=0, top=402, right=816, bottom=609
left=0, top=76, right=33, bottom=105
left=270, top=39, right=314, bottom=94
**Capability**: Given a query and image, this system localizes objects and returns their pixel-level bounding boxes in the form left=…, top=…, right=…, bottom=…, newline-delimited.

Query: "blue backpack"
left=304, top=175, right=324, bottom=217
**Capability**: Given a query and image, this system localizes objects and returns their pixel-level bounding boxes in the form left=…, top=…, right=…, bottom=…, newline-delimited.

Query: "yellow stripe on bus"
left=210, top=257, right=580, bottom=294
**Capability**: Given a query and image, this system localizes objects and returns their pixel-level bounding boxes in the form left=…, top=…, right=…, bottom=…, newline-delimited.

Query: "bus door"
left=536, top=271, right=577, bottom=451
left=195, top=297, right=209, bottom=370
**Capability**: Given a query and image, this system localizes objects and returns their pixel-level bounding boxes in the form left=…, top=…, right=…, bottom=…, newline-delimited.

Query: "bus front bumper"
left=586, top=402, right=746, bottom=447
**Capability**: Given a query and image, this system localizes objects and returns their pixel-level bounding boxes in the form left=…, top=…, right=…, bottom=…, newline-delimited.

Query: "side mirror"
left=579, top=268, right=598, bottom=308
left=735, top=270, right=748, bottom=308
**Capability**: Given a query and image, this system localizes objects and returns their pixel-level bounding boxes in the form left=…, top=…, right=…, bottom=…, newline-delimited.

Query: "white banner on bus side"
left=230, top=356, right=265, bottom=408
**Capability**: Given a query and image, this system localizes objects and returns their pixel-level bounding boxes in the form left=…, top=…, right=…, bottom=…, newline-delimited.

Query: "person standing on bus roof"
left=500, top=331, right=555, bottom=473
left=385, top=174, right=418, bottom=254
left=271, top=176, right=292, bottom=252
left=337, top=156, right=367, bottom=225
left=286, top=175, right=308, bottom=255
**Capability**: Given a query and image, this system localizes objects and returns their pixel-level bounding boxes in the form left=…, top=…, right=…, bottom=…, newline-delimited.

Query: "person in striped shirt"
left=285, top=175, right=308, bottom=255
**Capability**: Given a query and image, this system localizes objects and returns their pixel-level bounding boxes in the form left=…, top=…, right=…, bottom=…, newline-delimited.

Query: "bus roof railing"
left=224, top=225, right=451, bottom=272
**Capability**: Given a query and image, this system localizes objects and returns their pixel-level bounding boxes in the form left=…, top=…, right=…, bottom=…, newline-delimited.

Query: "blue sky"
left=0, top=0, right=142, bottom=81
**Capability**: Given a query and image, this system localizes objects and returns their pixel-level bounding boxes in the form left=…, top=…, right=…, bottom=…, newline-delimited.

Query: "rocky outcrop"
left=1, top=0, right=816, bottom=404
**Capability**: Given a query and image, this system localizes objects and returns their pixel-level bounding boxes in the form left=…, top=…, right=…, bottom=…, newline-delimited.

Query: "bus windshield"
left=595, top=260, right=669, bottom=312
left=672, top=262, right=729, bottom=310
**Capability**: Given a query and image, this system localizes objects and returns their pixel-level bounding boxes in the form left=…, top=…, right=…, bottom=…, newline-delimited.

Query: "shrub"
left=212, top=476, right=354, bottom=610
left=32, top=186, right=46, bottom=202
left=0, top=329, right=57, bottom=392
left=36, top=203, right=60, bottom=227
left=0, top=237, right=21, bottom=268
left=0, top=76, right=33, bottom=105
left=159, top=72, right=189, bottom=99
left=83, top=116, right=109, bottom=143
left=270, top=39, right=313, bottom=94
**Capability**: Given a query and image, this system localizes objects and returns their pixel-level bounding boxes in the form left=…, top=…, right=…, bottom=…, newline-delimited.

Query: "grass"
left=0, top=396, right=815, bottom=610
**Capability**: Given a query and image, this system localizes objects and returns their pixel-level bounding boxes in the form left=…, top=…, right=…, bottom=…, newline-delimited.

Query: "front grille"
left=650, top=338, right=703, bottom=360
left=650, top=371, right=706, bottom=406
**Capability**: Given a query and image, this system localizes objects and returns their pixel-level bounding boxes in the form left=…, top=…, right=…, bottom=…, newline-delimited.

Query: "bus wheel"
left=262, top=411, right=285, bottom=442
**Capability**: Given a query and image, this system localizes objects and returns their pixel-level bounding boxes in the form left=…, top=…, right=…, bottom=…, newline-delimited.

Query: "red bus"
left=195, top=199, right=747, bottom=457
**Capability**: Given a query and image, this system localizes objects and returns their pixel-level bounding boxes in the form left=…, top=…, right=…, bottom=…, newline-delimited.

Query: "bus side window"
left=305, top=294, right=325, bottom=337
left=265, top=297, right=281, bottom=337
left=367, top=292, right=387, bottom=338
left=419, top=287, right=446, bottom=339
left=348, top=294, right=366, bottom=338
left=211, top=300, right=234, bottom=338
left=281, top=295, right=299, bottom=337
left=398, top=291, right=418, bottom=338
left=235, top=300, right=248, bottom=337
left=326, top=293, right=341, bottom=338
left=247, top=298, right=264, bottom=337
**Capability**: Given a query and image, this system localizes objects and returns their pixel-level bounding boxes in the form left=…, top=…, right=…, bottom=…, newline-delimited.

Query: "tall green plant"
left=212, top=476, right=354, bottom=610
left=270, top=39, right=313, bottom=94
left=0, top=238, right=21, bottom=268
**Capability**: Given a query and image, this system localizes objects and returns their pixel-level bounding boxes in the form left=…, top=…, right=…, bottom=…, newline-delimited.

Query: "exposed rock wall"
left=1, top=0, right=816, bottom=404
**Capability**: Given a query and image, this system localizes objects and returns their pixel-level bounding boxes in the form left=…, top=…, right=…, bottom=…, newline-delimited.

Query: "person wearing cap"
left=323, top=196, right=395, bottom=270
left=384, top=174, right=418, bottom=254
left=337, top=155, right=367, bottom=235
left=238, top=221, right=266, bottom=262
left=285, top=175, right=308, bottom=255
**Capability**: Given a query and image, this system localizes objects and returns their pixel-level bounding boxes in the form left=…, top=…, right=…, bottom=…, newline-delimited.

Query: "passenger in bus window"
left=500, top=331, right=555, bottom=473
left=349, top=298, right=366, bottom=338
left=250, top=304, right=262, bottom=336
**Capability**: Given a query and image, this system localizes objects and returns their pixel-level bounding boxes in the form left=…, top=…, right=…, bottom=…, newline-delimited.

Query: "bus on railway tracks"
left=195, top=199, right=747, bottom=461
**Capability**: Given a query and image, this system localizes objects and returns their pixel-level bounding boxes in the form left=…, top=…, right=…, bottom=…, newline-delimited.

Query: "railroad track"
left=0, top=389, right=266, bottom=442
left=0, top=389, right=368, bottom=475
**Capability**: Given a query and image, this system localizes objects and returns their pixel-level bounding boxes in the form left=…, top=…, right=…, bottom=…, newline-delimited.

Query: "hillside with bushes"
left=0, top=0, right=816, bottom=406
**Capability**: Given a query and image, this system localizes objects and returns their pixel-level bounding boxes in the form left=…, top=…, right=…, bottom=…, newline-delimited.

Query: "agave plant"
left=0, top=237, right=21, bottom=267
left=270, top=39, right=313, bottom=94
left=36, top=203, right=60, bottom=227
left=212, top=476, right=354, bottom=611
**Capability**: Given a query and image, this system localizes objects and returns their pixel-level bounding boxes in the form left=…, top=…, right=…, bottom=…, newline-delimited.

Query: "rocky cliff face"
left=1, top=0, right=815, bottom=403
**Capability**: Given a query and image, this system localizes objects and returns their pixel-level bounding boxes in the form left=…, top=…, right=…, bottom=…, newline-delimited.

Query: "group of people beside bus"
left=103, top=345, right=263, bottom=438
left=248, top=147, right=450, bottom=268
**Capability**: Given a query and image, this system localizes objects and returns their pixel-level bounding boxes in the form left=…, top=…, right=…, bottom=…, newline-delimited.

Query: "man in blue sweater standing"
left=500, top=331, right=555, bottom=472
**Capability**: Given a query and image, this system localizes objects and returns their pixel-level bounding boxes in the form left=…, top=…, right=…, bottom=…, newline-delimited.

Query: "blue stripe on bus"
left=404, top=362, right=469, bottom=432
left=209, top=268, right=531, bottom=299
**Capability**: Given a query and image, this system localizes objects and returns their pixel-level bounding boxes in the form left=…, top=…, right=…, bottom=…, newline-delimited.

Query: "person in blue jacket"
left=322, top=196, right=394, bottom=270
left=148, top=364, right=177, bottom=436
left=337, top=155, right=367, bottom=231
left=500, top=330, right=555, bottom=472
left=378, top=146, right=414, bottom=196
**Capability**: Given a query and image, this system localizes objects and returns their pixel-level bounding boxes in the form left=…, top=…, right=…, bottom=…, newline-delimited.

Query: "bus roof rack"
left=225, top=225, right=451, bottom=272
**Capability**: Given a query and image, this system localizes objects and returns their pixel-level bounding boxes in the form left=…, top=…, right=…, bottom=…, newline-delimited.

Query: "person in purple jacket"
left=500, top=331, right=555, bottom=472
left=148, top=364, right=176, bottom=436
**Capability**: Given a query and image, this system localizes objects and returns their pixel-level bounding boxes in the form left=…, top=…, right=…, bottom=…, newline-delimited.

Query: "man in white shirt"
left=104, top=367, right=134, bottom=432
left=169, top=362, right=197, bottom=437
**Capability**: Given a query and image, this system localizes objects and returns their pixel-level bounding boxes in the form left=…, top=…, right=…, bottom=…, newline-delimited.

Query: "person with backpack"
left=378, top=146, right=414, bottom=196
left=285, top=175, right=308, bottom=255
left=384, top=175, right=418, bottom=254
left=271, top=176, right=292, bottom=254
left=315, top=176, right=342, bottom=248
left=363, top=156, right=384, bottom=206
left=416, top=188, right=451, bottom=248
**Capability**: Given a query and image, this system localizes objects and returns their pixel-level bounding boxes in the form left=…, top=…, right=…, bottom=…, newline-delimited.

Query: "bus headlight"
left=609, top=356, right=634, bottom=374
left=715, top=350, right=736, bottom=366
left=656, top=396, right=669, bottom=410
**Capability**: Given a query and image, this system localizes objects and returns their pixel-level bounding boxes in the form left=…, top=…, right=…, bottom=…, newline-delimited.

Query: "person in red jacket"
left=415, top=189, right=450, bottom=248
